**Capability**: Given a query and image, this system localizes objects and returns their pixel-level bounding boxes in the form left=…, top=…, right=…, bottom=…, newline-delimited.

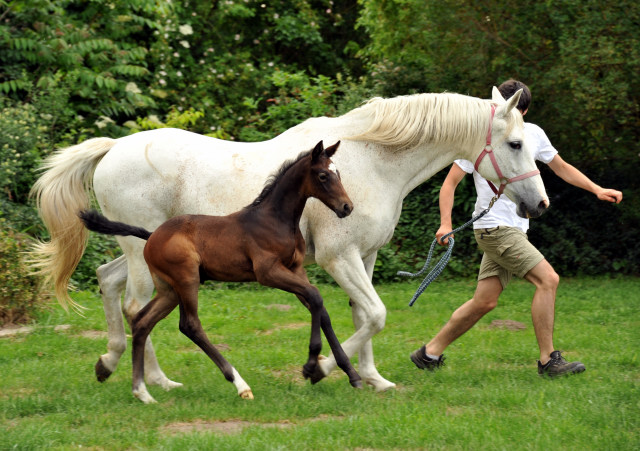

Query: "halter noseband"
left=473, top=104, right=540, bottom=196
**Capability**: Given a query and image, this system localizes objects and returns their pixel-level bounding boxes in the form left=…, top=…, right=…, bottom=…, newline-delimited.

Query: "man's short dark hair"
left=498, top=79, right=531, bottom=113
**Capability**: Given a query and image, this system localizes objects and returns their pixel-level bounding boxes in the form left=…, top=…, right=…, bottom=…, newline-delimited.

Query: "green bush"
left=0, top=228, right=46, bottom=325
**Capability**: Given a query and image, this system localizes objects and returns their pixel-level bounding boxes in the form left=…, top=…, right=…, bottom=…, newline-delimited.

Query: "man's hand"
left=436, top=225, right=453, bottom=246
left=596, top=188, right=623, bottom=204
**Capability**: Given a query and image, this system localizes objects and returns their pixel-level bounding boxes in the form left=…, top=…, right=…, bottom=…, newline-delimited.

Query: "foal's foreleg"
left=257, top=263, right=361, bottom=388
left=294, top=290, right=323, bottom=381
left=319, top=307, right=362, bottom=388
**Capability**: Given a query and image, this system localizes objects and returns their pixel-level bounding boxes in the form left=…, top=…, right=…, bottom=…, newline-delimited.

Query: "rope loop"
left=398, top=195, right=499, bottom=306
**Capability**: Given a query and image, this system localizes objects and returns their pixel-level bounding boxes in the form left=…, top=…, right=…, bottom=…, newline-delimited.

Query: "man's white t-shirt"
left=455, top=122, right=557, bottom=233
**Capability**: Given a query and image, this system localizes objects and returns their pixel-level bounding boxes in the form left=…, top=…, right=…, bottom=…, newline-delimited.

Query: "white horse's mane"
left=344, top=93, right=510, bottom=151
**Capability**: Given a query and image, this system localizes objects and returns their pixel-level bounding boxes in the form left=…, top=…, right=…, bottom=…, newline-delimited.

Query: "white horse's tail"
left=29, top=137, right=117, bottom=312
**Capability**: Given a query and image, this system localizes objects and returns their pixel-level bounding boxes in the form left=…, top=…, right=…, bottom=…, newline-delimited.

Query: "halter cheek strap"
left=473, top=104, right=540, bottom=196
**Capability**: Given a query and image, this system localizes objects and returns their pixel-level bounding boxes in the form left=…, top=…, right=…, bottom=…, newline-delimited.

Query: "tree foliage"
left=0, top=0, right=637, bottom=302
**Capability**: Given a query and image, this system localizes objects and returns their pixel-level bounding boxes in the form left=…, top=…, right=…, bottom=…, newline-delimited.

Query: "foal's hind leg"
left=117, top=237, right=182, bottom=391
left=130, top=281, right=180, bottom=404
left=175, top=283, right=253, bottom=400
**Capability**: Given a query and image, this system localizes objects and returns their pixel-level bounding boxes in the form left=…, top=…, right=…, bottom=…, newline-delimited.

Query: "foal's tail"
left=78, top=210, right=152, bottom=241
left=28, top=138, right=117, bottom=312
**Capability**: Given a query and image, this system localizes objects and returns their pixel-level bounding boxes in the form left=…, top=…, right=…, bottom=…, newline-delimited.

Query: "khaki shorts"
left=474, top=226, right=545, bottom=289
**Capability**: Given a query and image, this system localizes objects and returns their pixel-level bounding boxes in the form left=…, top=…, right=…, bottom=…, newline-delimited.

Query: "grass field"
left=1, top=277, right=638, bottom=450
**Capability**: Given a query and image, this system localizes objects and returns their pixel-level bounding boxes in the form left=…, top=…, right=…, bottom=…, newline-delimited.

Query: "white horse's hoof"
left=159, top=379, right=183, bottom=391
left=147, top=375, right=182, bottom=391
left=133, top=389, right=157, bottom=404
left=363, top=376, right=396, bottom=392
left=316, top=355, right=331, bottom=376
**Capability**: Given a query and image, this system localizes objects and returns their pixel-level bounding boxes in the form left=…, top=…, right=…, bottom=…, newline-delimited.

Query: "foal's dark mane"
left=246, top=149, right=312, bottom=209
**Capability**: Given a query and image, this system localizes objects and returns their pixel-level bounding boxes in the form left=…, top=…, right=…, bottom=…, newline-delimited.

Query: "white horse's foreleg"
left=95, top=255, right=128, bottom=381
left=316, top=250, right=395, bottom=391
left=121, top=251, right=182, bottom=391
left=351, top=252, right=395, bottom=391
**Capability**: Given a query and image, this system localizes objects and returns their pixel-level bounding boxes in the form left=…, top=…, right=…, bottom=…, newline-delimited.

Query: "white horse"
left=31, top=88, right=549, bottom=392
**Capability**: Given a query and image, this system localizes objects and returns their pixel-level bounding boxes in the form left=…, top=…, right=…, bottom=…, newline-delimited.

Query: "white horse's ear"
left=491, top=86, right=505, bottom=104
left=495, top=88, right=522, bottom=119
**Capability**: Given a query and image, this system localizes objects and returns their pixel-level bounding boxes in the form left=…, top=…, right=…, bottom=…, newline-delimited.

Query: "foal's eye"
left=509, top=141, right=522, bottom=150
left=318, top=172, right=329, bottom=182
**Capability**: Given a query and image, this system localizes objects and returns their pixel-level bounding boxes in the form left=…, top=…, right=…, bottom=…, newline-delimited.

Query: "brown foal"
left=79, top=140, right=362, bottom=403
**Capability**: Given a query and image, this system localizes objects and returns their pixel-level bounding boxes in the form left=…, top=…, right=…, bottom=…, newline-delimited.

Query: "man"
left=410, top=80, right=623, bottom=377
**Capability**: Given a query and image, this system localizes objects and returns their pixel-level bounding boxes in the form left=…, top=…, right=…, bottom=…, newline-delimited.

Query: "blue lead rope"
left=398, top=196, right=499, bottom=306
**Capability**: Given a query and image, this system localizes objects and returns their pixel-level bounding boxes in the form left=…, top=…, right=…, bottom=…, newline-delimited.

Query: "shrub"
left=0, top=227, right=46, bottom=325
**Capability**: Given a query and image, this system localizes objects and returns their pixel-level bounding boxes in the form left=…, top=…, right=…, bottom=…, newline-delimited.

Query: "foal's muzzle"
left=336, top=202, right=353, bottom=218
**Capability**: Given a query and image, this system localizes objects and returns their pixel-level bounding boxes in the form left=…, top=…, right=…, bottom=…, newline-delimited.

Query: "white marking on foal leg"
left=232, top=368, right=253, bottom=400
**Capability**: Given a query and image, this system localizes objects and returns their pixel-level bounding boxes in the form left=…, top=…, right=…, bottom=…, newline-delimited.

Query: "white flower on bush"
left=148, top=115, right=163, bottom=125
left=179, top=24, right=193, bottom=35
left=95, top=116, right=115, bottom=129
left=125, top=82, right=142, bottom=94
left=180, top=40, right=190, bottom=48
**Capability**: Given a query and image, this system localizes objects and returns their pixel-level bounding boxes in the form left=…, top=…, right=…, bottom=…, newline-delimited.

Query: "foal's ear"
left=324, top=140, right=341, bottom=158
left=312, top=140, right=324, bottom=161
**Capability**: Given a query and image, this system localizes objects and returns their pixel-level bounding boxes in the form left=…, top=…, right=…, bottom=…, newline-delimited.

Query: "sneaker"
left=538, top=350, right=585, bottom=377
left=411, top=345, right=445, bottom=370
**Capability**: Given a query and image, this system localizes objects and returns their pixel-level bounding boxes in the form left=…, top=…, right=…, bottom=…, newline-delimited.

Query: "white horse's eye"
left=509, top=141, right=522, bottom=150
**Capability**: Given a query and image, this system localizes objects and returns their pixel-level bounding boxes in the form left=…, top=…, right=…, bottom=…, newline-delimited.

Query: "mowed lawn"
left=1, top=277, right=638, bottom=450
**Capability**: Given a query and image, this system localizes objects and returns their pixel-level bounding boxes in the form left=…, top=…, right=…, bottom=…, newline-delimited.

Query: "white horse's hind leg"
left=121, top=246, right=182, bottom=391
left=95, top=255, right=128, bottom=381
left=316, top=250, right=395, bottom=391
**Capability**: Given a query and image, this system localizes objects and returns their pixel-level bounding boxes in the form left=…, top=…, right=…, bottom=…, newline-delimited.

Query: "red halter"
left=473, top=104, right=540, bottom=196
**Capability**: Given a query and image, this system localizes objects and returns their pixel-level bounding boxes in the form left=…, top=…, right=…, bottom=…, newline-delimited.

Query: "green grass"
left=1, top=277, right=638, bottom=450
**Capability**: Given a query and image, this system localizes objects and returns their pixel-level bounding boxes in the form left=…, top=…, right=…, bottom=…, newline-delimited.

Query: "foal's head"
left=306, top=140, right=353, bottom=218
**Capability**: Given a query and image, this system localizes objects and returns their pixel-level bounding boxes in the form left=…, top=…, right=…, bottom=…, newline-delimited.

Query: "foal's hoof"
left=95, top=358, right=113, bottom=382
left=239, top=389, right=254, bottom=400
left=303, top=363, right=327, bottom=384
left=350, top=379, right=363, bottom=389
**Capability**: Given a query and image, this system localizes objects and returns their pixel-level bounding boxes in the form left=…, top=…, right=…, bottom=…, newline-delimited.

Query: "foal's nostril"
left=344, top=203, right=353, bottom=214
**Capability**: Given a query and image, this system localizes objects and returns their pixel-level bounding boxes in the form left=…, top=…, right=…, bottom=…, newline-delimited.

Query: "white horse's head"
left=474, top=87, right=549, bottom=218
